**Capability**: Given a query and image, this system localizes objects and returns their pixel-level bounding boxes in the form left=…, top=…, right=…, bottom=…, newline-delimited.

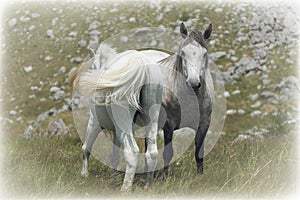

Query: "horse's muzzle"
left=186, top=81, right=201, bottom=95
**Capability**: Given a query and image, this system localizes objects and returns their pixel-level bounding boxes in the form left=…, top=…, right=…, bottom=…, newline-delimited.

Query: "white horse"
left=72, top=45, right=163, bottom=191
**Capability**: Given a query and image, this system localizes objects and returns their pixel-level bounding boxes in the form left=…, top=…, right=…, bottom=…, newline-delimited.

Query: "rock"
left=120, top=35, right=129, bottom=43
left=109, top=8, right=119, bottom=13
left=31, top=13, right=40, bottom=18
left=249, top=93, right=259, bottom=101
left=44, top=56, right=53, bottom=62
left=59, top=66, right=66, bottom=74
left=51, top=18, right=58, bottom=26
left=15, top=116, right=22, bottom=122
left=9, top=97, right=16, bottom=102
left=9, top=110, right=17, bottom=116
left=281, top=76, right=298, bottom=86
left=210, top=51, right=226, bottom=61
left=46, top=29, right=54, bottom=38
left=58, top=104, right=69, bottom=113
left=37, top=111, right=51, bottom=123
left=230, top=56, right=238, bottom=62
left=68, top=67, right=78, bottom=77
left=71, top=57, right=83, bottom=63
left=23, top=66, right=33, bottom=73
left=215, top=8, right=223, bottom=13
left=70, top=96, right=86, bottom=110
left=48, top=108, right=57, bottom=119
left=40, top=98, right=47, bottom=102
left=8, top=18, right=17, bottom=27
left=233, top=134, right=253, bottom=143
left=29, top=94, right=36, bottom=99
left=53, top=90, right=65, bottom=101
left=250, top=110, right=262, bottom=117
left=19, top=16, right=30, bottom=23
left=30, top=86, right=39, bottom=91
left=229, top=56, right=258, bottom=79
left=150, top=40, right=157, bottom=46
left=238, top=109, right=246, bottom=115
left=50, top=86, right=60, bottom=93
left=78, top=39, right=87, bottom=47
left=224, top=91, right=230, bottom=97
left=73, top=97, right=80, bottom=105
left=129, top=17, right=136, bottom=22
left=226, top=109, right=237, bottom=115
left=231, top=90, right=241, bottom=95
left=88, top=21, right=100, bottom=31
left=251, top=101, right=262, bottom=108
left=89, top=30, right=101, bottom=36
left=262, top=79, right=270, bottom=85
left=261, top=91, right=277, bottom=99
left=46, top=117, right=69, bottom=136
left=28, top=25, right=35, bottom=31
left=87, top=39, right=99, bottom=50
left=69, top=31, right=77, bottom=37
left=23, top=125, right=35, bottom=138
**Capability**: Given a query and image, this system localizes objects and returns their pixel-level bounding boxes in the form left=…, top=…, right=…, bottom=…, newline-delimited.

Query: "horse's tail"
left=75, top=51, right=149, bottom=110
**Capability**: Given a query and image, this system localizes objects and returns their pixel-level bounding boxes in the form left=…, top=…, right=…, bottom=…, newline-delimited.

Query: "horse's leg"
left=163, top=122, right=174, bottom=177
left=194, top=129, right=206, bottom=174
left=81, top=111, right=101, bottom=177
left=141, top=82, right=162, bottom=188
left=110, top=131, right=121, bottom=172
left=119, top=130, right=139, bottom=192
left=144, top=108, right=160, bottom=188
left=195, top=111, right=211, bottom=174
left=111, top=104, right=138, bottom=192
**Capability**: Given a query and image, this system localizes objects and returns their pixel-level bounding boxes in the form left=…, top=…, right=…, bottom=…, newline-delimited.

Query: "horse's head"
left=177, top=23, right=212, bottom=94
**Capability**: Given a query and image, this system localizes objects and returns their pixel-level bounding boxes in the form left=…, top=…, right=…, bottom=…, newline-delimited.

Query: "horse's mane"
left=158, top=54, right=181, bottom=75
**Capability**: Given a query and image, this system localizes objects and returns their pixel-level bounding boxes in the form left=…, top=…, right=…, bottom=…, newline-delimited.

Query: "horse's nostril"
left=187, top=81, right=201, bottom=91
left=192, top=83, right=201, bottom=89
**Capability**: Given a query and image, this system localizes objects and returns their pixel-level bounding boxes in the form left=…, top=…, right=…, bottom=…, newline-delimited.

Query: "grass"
left=1, top=0, right=298, bottom=199
left=3, top=129, right=296, bottom=198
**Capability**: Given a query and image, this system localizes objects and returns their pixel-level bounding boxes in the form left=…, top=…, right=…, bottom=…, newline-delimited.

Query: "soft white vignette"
left=0, top=0, right=299, bottom=199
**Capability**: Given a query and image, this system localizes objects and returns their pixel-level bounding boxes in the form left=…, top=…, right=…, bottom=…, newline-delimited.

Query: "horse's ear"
left=203, top=23, right=212, bottom=40
left=180, top=23, right=188, bottom=38
left=88, top=48, right=95, bottom=58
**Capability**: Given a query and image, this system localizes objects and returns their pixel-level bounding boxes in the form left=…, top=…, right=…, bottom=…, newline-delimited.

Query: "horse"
left=72, top=47, right=164, bottom=192
left=70, top=22, right=213, bottom=191
left=140, top=23, right=214, bottom=175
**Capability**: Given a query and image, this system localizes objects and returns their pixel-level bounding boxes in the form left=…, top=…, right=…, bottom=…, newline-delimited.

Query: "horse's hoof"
left=120, top=186, right=131, bottom=193
left=163, top=172, right=168, bottom=180
left=81, top=170, right=89, bottom=177
left=197, top=165, right=203, bottom=174
left=144, top=185, right=152, bottom=191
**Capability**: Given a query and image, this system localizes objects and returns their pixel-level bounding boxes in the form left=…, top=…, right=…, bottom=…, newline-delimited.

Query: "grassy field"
left=1, top=0, right=299, bottom=199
